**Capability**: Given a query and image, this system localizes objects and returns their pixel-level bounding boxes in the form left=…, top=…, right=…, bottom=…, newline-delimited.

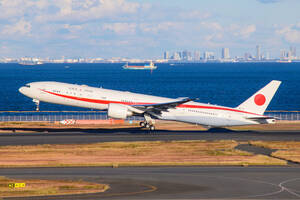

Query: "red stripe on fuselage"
left=41, top=89, right=262, bottom=116
left=41, top=89, right=150, bottom=106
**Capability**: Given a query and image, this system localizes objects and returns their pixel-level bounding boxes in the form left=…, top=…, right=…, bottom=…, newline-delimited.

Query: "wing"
left=127, top=98, right=198, bottom=115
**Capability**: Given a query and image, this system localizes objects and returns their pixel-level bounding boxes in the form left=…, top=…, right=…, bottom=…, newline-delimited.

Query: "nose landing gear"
left=33, top=99, right=40, bottom=111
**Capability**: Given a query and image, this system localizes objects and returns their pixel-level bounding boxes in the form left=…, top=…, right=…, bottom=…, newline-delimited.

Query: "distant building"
left=163, top=51, right=169, bottom=60
left=290, top=46, right=296, bottom=58
left=203, top=51, right=214, bottom=60
left=222, top=48, right=230, bottom=59
left=194, top=51, right=201, bottom=61
left=173, top=52, right=181, bottom=60
left=178, top=52, right=182, bottom=60
left=182, top=51, right=187, bottom=60
left=287, top=51, right=292, bottom=59
left=280, top=47, right=297, bottom=60
left=244, top=53, right=252, bottom=60
left=188, top=52, right=192, bottom=60
left=280, top=49, right=287, bottom=60
left=265, top=52, right=270, bottom=60
left=256, top=45, right=261, bottom=60
left=182, top=50, right=192, bottom=60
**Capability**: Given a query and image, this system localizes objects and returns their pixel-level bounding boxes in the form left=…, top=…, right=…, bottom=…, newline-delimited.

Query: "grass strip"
left=0, top=176, right=109, bottom=198
left=250, top=141, right=300, bottom=163
left=0, top=140, right=286, bottom=167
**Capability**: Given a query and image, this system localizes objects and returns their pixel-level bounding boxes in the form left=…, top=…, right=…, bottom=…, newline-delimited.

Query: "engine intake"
left=107, top=103, right=133, bottom=119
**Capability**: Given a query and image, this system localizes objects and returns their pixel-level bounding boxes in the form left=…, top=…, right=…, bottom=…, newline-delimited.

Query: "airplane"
left=19, top=80, right=281, bottom=130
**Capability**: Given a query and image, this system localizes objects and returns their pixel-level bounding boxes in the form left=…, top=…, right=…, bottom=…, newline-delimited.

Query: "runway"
left=0, top=128, right=300, bottom=146
left=1, top=166, right=300, bottom=199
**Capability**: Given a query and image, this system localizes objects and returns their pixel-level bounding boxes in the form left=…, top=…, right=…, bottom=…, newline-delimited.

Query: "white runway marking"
left=203, top=175, right=300, bottom=199
left=278, top=178, right=300, bottom=198
left=148, top=171, right=300, bottom=199
left=200, top=175, right=284, bottom=199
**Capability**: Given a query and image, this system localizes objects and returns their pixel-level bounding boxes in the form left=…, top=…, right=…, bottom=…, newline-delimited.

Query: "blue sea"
left=2, top=62, right=300, bottom=111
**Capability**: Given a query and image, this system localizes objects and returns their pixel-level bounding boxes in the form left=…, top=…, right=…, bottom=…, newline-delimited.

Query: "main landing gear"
left=140, top=114, right=155, bottom=131
left=139, top=121, right=155, bottom=131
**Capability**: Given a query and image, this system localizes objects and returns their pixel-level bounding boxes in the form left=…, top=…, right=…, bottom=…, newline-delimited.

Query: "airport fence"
left=265, top=111, right=300, bottom=121
left=0, top=111, right=298, bottom=122
left=0, top=111, right=143, bottom=122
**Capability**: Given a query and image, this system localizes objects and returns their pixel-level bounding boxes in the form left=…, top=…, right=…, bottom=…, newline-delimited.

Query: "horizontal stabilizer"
left=246, top=116, right=278, bottom=120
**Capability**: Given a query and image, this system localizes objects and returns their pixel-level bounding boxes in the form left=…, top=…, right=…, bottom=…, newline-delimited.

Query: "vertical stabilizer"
left=237, top=80, right=281, bottom=115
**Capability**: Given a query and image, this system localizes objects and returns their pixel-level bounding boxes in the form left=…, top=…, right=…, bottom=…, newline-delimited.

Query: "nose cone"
left=19, top=86, right=30, bottom=97
left=19, top=86, right=25, bottom=94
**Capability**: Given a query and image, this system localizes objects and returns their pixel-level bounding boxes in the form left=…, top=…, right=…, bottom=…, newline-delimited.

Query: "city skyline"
left=163, top=45, right=298, bottom=62
left=0, top=0, right=300, bottom=59
left=3, top=44, right=297, bottom=64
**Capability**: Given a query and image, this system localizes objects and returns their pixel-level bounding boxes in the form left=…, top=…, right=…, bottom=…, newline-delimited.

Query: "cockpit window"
left=25, top=84, right=31, bottom=88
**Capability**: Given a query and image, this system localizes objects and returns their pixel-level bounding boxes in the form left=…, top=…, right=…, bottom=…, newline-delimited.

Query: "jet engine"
left=107, top=103, right=133, bottom=119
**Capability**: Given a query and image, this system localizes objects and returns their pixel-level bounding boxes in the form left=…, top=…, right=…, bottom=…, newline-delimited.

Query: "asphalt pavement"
left=1, top=128, right=300, bottom=199
left=1, top=166, right=300, bottom=199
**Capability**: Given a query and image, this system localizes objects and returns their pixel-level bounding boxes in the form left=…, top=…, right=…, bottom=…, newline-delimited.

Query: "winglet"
left=237, top=80, right=281, bottom=115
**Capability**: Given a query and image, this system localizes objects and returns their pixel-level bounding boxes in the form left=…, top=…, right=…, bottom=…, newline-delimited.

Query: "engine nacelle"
left=107, top=103, right=133, bottom=119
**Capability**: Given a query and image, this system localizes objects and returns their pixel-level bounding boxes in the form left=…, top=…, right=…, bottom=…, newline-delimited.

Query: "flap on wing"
left=128, top=97, right=198, bottom=114
left=134, top=97, right=197, bottom=109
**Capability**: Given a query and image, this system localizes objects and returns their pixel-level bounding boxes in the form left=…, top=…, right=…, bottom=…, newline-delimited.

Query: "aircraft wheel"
left=145, top=123, right=150, bottom=128
left=140, top=121, right=146, bottom=127
left=149, top=125, right=155, bottom=131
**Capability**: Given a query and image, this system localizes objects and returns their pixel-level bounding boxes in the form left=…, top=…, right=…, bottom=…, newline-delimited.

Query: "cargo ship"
left=122, top=61, right=157, bottom=70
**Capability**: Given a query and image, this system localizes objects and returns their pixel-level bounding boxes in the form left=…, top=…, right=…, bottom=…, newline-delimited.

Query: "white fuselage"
left=19, top=81, right=267, bottom=127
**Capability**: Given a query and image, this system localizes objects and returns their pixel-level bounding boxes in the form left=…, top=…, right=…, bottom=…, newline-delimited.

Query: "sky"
left=0, top=0, right=300, bottom=59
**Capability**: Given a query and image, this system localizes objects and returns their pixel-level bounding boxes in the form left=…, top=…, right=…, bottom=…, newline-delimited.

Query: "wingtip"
left=271, top=80, right=282, bottom=84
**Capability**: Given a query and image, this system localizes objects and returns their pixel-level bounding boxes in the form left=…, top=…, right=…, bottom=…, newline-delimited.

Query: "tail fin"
left=237, top=80, right=281, bottom=115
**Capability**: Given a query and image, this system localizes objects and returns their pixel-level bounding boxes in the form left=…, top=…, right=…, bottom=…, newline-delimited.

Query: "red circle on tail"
left=254, top=94, right=266, bottom=106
